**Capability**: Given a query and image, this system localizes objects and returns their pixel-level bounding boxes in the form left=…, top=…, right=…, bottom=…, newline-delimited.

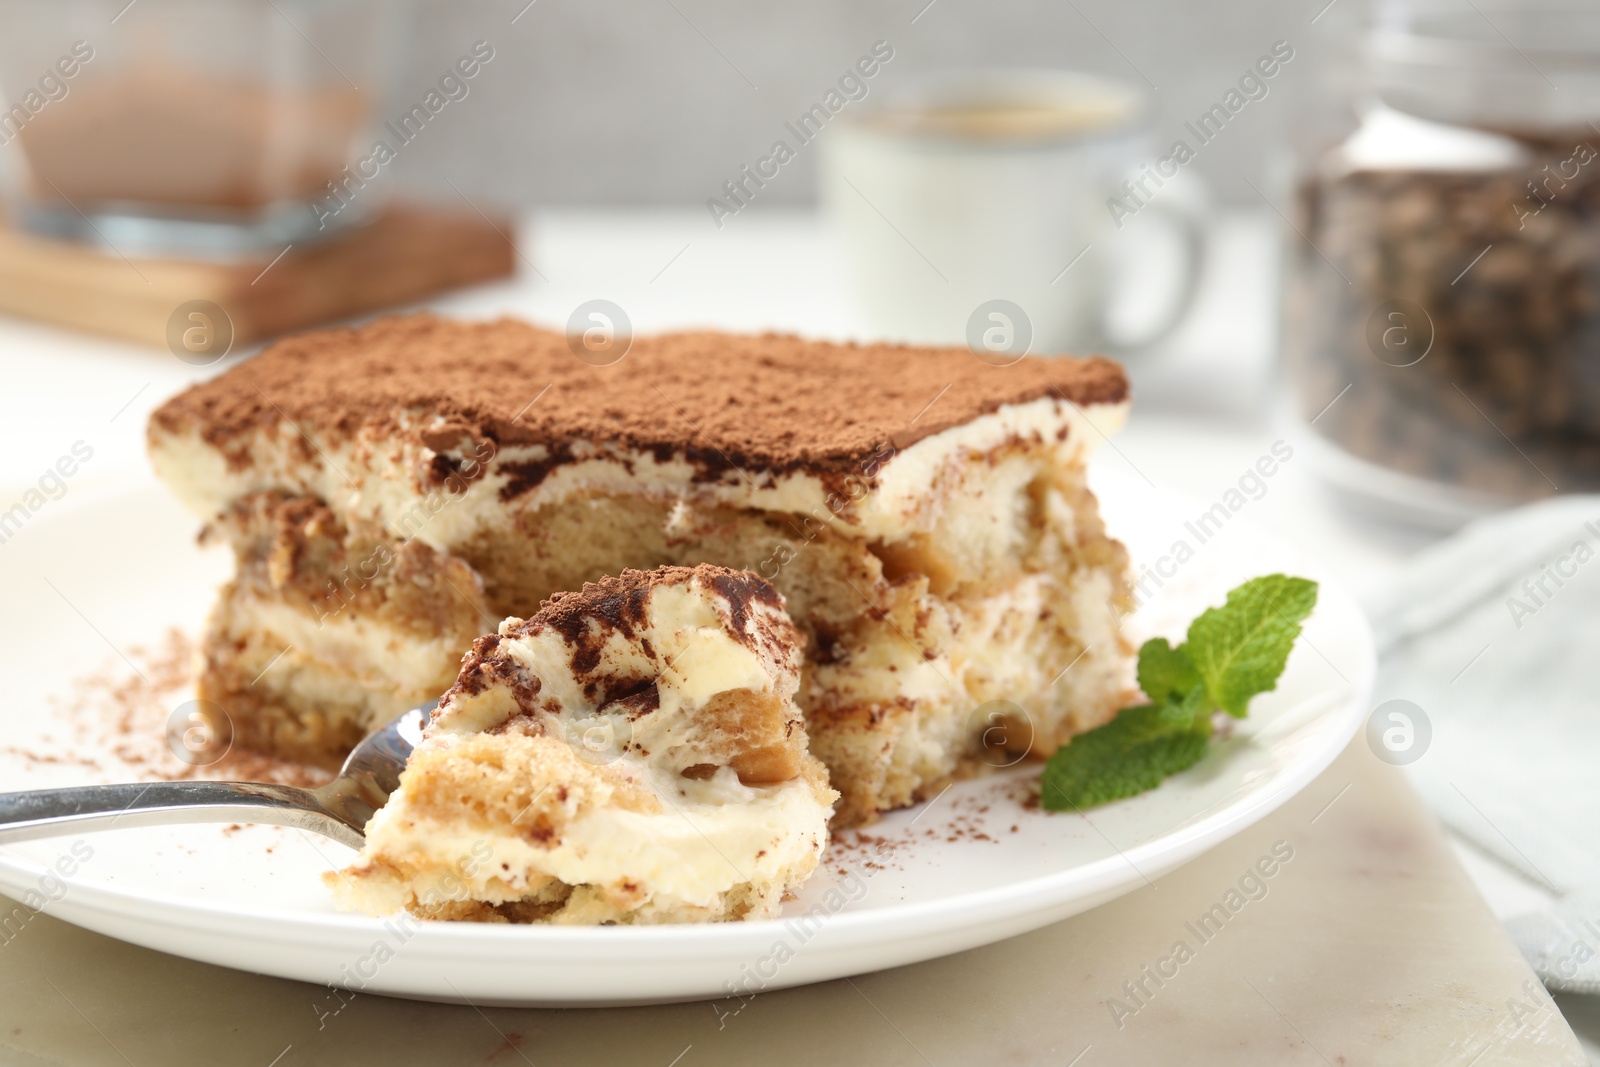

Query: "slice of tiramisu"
left=330, top=565, right=836, bottom=924
left=150, top=313, right=1134, bottom=825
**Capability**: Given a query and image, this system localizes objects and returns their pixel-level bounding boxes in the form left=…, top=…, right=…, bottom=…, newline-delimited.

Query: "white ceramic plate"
left=0, top=468, right=1373, bottom=1006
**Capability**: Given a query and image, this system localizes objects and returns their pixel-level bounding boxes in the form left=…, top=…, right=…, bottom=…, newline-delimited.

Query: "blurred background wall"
left=392, top=0, right=1358, bottom=210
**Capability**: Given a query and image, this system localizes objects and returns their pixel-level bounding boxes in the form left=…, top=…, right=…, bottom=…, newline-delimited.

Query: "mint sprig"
left=1040, top=574, right=1319, bottom=811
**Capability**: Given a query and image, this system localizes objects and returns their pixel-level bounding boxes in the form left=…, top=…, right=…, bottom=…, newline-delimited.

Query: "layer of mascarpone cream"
left=150, top=397, right=1128, bottom=548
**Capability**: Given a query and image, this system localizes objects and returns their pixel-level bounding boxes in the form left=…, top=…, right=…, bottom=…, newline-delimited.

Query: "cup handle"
left=1104, top=199, right=1208, bottom=353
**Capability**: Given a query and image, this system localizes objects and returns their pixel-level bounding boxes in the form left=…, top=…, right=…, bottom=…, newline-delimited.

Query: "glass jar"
left=0, top=0, right=401, bottom=258
left=1283, top=5, right=1600, bottom=527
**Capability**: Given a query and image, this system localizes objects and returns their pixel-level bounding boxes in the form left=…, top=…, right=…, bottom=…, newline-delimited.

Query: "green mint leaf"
left=1039, top=573, right=1320, bottom=812
left=1040, top=705, right=1210, bottom=811
left=1184, top=574, right=1318, bottom=718
left=1137, top=637, right=1201, bottom=706
left=1152, top=683, right=1209, bottom=729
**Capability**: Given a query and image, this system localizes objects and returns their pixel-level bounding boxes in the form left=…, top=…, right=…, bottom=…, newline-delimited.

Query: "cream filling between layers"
left=810, top=567, right=1131, bottom=729
left=349, top=757, right=830, bottom=912
left=225, top=600, right=470, bottom=695
left=149, top=398, right=1128, bottom=548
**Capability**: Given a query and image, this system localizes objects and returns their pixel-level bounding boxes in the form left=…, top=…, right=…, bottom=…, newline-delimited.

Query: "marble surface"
left=0, top=740, right=1583, bottom=1066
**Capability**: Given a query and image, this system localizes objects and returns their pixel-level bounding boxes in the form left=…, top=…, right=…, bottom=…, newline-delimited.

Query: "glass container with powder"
left=0, top=0, right=400, bottom=257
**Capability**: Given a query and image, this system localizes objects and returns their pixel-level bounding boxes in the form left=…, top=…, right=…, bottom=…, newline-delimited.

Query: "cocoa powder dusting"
left=149, top=313, right=1129, bottom=477
left=25, top=629, right=329, bottom=789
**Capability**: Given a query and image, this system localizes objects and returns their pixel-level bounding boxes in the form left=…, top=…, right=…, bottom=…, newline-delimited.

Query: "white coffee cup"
left=820, top=69, right=1206, bottom=359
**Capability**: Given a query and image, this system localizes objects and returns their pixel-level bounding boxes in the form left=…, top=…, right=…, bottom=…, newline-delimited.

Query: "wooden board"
left=0, top=205, right=517, bottom=350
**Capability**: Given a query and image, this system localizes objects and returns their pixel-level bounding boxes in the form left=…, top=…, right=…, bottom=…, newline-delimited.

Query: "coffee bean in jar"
left=1282, top=7, right=1600, bottom=526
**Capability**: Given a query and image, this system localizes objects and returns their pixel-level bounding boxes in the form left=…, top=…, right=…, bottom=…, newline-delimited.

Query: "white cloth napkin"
left=1363, top=495, right=1600, bottom=992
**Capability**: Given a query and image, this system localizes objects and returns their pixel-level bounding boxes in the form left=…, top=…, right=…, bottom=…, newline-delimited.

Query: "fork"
left=0, top=704, right=429, bottom=849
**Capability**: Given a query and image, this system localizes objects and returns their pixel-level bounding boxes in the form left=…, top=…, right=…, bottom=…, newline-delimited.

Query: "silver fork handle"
left=0, top=781, right=365, bottom=849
